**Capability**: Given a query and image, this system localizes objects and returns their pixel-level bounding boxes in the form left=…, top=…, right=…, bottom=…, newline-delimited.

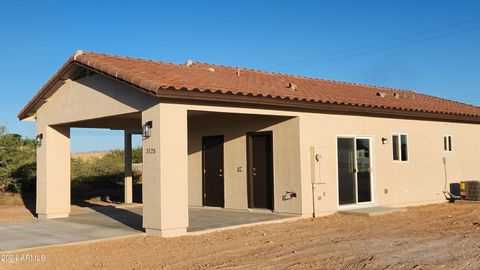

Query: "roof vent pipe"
left=185, top=60, right=193, bottom=66
left=288, top=83, right=298, bottom=91
left=376, top=92, right=387, bottom=98
left=73, top=50, right=84, bottom=60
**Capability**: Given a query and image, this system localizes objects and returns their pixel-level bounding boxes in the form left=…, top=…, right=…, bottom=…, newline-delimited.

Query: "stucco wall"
left=188, top=113, right=303, bottom=215
left=298, top=113, right=480, bottom=216
left=36, top=73, right=156, bottom=125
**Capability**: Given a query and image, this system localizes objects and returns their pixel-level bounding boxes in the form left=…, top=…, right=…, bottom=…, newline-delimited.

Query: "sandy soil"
left=2, top=202, right=480, bottom=269
left=0, top=193, right=35, bottom=223
left=0, top=193, right=109, bottom=224
left=71, top=151, right=108, bottom=161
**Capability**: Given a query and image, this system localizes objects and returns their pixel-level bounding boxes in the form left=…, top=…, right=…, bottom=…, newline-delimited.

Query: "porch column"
left=36, top=122, right=71, bottom=219
left=142, top=103, right=188, bottom=237
left=124, top=131, right=133, bottom=204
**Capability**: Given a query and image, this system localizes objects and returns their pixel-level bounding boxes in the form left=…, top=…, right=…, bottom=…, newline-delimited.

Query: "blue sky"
left=1, top=1, right=479, bottom=152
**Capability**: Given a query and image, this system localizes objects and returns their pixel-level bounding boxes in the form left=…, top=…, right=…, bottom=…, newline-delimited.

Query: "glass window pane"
left=356, top=139, right=370, bottom=172
left=356, top=139, right=371, bottom=203
left=337, top=138, right=356, bottom=205
left=444, top=136, right=448, bottom=151
left=401, top=135, right=408, bottom=161
left=448, top=136, right=452, bottom=151
left=392, top=135, right=399, bottom=160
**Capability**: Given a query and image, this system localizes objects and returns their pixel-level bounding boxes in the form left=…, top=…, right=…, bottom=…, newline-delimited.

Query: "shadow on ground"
left=16, top=180, right=143, bottom=231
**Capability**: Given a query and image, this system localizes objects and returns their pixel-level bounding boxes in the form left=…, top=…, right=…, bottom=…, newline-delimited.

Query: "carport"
left=18, top=51, right=305, bottom=237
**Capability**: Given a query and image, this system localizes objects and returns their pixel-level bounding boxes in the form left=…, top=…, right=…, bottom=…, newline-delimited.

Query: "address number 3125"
left=146, top=148, right=156, bottom=154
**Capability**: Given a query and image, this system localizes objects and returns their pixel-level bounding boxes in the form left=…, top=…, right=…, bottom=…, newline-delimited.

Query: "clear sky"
left=1, top=1, right=479, bottom=152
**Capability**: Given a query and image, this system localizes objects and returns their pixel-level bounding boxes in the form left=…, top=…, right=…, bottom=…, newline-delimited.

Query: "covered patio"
left=0, top=206, right=294, bottom=252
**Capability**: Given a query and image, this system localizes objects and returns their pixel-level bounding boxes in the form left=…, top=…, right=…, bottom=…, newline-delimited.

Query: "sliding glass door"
left=337, top=137, right=372, bottom=205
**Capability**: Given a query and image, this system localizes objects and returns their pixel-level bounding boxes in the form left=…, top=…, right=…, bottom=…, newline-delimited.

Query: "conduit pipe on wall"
left=442, top=157, right=461, bottom=202
left=310, top=147, right=323, bottom=217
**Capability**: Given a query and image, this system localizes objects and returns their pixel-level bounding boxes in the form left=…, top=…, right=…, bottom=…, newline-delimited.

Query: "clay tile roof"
left=18, top=51, right=480, bottom=120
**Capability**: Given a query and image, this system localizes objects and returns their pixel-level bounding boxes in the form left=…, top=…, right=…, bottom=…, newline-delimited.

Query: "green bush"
left=0, top=125, right=141, bottom=202
left=71, top=150, right=142, bottom=202
left=0, top=126, right=36, bottom=193
left=71, top=150, right=126, bottom=189
left=132, top=146, right=142, bottom=163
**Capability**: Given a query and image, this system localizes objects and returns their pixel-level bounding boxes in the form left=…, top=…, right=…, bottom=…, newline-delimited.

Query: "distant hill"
left=71, top=151, right=109, bottom=161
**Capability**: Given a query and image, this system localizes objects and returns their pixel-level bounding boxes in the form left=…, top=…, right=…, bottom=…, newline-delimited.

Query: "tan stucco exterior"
left=298, top=113, right=480, bottom=216
left=29, top=70, right=480, bottom=236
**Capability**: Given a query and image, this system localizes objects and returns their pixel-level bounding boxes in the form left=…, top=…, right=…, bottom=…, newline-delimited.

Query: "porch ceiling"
left=68, top=112, right=141, bottom=130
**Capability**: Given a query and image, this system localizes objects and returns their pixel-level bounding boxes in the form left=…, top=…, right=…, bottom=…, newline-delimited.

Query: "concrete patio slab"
left=0, top=206, right=293, bottom=252
left=339, top=206, right=407, bottom=216
left=187, top=207, right=292, bottom=232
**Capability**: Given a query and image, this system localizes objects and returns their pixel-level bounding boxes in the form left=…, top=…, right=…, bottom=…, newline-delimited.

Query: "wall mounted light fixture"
left=381, top=137, right=388, bottom=145
left=142, top=121, right=153, bottom=139
left=36, top=133, right=43, bottom=147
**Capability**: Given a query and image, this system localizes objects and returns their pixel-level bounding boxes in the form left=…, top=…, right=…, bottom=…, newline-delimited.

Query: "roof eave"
left=18, top=58, right=76, bottom=120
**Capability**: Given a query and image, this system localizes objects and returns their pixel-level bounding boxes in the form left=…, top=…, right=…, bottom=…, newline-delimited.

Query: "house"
left=18, top=50, right=480, bottom=237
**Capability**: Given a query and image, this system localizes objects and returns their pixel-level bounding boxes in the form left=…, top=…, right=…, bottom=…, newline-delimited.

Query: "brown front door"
left=247, top=132, right=274, bottom=210
left=202, top=136, right=224, bottom=207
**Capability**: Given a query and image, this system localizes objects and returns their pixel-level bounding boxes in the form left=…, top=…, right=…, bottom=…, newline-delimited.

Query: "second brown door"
left=247, top=132, right=274, bottom=210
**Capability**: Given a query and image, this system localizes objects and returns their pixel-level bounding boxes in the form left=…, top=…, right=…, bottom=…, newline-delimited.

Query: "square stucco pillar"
left=124, top=131, right=133, bottom=204
left=142, top=103, right=188, bottom=237
left=36, top=123, right=71, bottom=219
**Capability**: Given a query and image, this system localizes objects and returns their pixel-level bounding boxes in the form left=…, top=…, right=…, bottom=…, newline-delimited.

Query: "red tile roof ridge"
left=186, top=59, right=419, bottom=94
left=418, top=92, right=480, bottom=112
left=82, top=51, right=418, bottom=95
left=83, top=51, right=180, bottom=66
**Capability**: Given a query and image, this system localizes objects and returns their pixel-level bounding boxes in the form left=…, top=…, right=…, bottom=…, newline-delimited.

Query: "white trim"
left=443, top=135, right=453, bottom=152
left=392, top=133, right=409, bottom=163
left=335, top=135, right=376, bottom=209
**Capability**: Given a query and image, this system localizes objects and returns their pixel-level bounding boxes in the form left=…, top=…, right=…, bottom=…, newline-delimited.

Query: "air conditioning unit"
left=460, top=181, right=480, bottom=201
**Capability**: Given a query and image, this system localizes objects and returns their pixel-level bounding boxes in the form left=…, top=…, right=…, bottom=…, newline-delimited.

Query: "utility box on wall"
left=310, top=146, right=327, bottom=184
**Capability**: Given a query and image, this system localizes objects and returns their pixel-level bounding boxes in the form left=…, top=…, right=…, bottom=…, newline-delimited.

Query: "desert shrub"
left=0, top=126, right=36, bottom=193
left=71, top=150, right=141, bottom=202
left=132, top=146, right=142, bottom=163
left=72, top=150, right=125, bottom=188
left=0, top=124, right=141, bottom=202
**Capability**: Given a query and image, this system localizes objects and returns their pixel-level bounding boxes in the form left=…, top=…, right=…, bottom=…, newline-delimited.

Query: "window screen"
left=444, top=136, right=452, bottom=152
left=392, top=135, right=399, bottom=160
left=392, top=134, right=408, bottom=162
left=400, top=135, right=408, bottom=161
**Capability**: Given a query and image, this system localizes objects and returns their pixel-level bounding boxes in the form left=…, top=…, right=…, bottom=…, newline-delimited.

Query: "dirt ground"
left=0, top=193, right=107, bottom=224
left=0, top=193, right=35, bottom=223
left=1, top=202, right=480, bottom=269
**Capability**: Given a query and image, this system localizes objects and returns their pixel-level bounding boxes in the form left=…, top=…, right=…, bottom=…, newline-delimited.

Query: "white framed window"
left=444, top=135, right=453, bottom=152
left=392, top=134, right=408, bottom=162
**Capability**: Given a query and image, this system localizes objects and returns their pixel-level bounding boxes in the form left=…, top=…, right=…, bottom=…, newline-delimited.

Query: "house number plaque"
left=145, top=148, right=156, bottom=154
